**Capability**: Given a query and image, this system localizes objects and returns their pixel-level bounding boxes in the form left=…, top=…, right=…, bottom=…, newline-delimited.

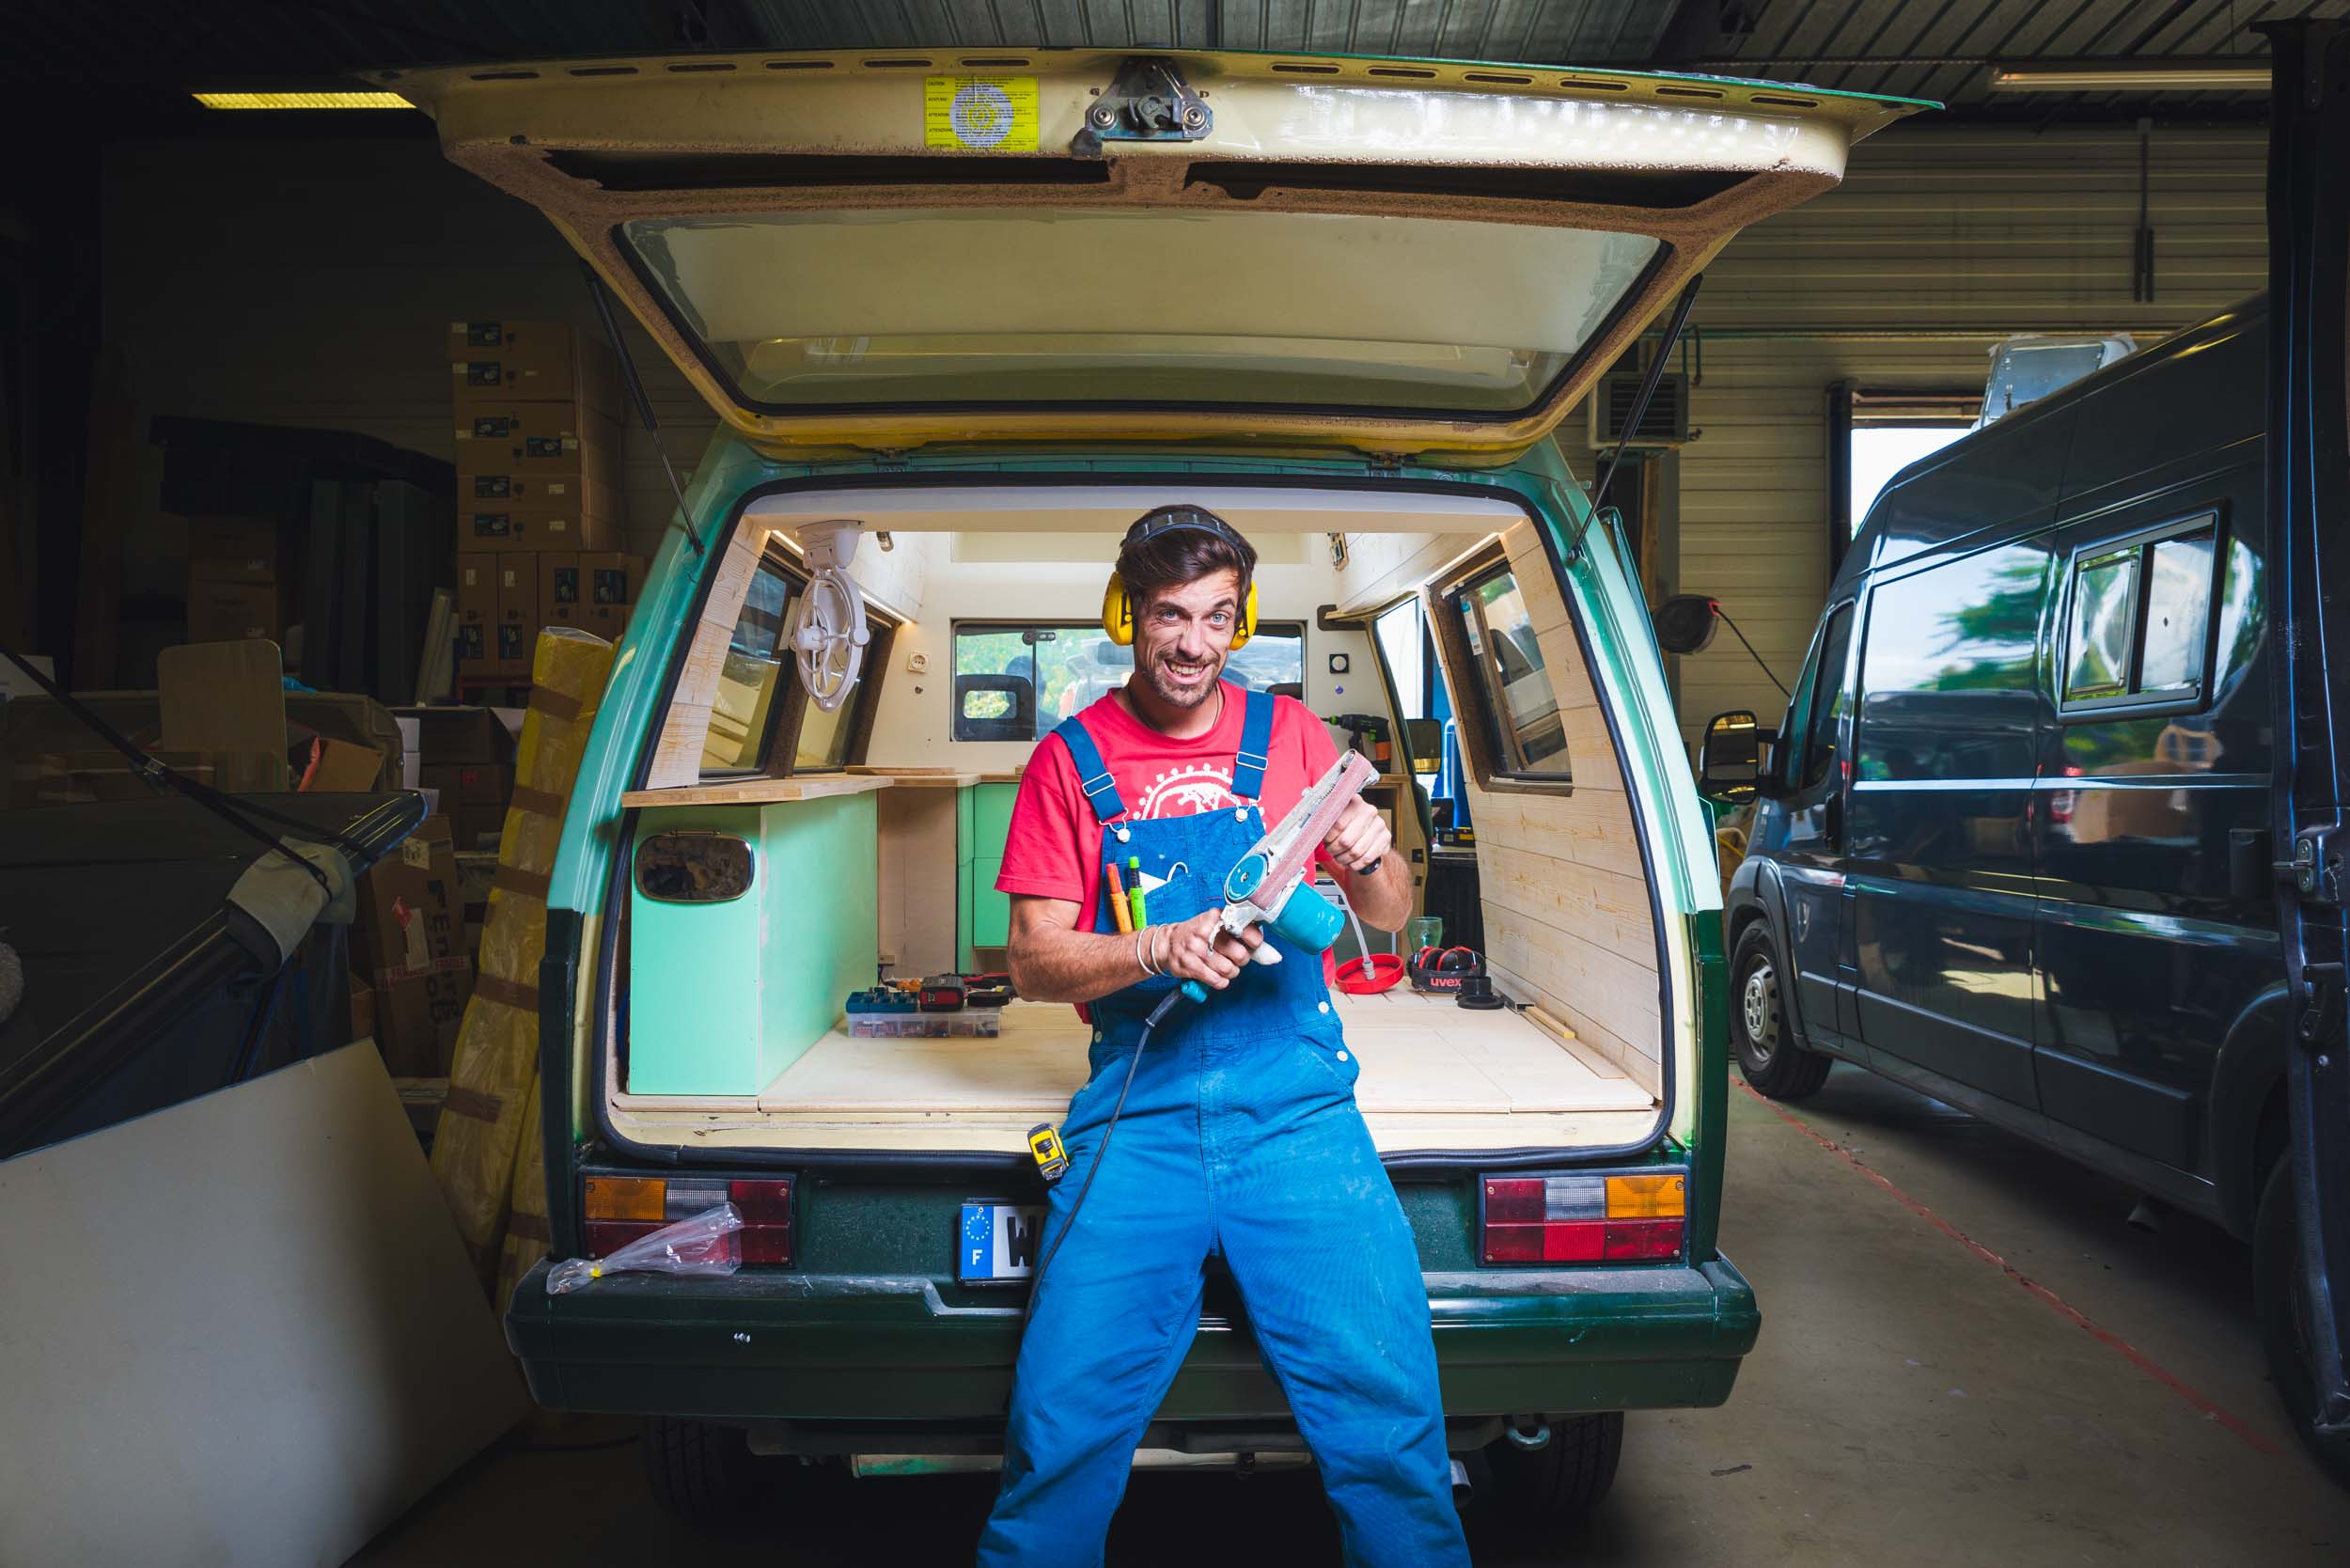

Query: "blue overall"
left=978, top=691, right=1469, bottom=1568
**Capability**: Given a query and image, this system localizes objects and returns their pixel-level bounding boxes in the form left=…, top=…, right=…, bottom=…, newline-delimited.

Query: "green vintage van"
left=396, top=48, right=1919, bottom=1526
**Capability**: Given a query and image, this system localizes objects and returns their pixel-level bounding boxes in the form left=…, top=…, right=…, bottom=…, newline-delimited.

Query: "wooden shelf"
left=621, top=775, right=894, bottom=808
left=620, top=768, right=1026, bottom=808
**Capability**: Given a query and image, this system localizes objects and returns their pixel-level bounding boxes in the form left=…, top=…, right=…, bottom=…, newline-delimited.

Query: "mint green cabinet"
left=957, top=782, right=1020, bottom=971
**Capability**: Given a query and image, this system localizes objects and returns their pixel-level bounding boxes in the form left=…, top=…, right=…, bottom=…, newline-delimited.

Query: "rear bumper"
left=505, top=1255, right=1760, bottom=1428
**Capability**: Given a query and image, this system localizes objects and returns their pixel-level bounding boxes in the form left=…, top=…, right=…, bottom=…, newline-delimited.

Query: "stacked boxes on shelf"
left=184, top=514, right=290, bottom=645
left=446, top=320, right=642, bottom=682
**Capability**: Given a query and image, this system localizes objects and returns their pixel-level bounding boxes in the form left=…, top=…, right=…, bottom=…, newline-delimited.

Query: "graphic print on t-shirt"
left=1134, top=762, right=1240, bottom=820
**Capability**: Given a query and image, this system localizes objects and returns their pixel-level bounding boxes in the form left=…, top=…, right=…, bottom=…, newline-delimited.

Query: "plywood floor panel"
left=752, top=991, right=1654, bottom=1118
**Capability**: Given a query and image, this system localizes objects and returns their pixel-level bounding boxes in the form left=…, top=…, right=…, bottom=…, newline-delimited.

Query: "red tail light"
left=581, top=1174, right=794, bottom=1265
left=1480, top=1172, right=1686, bottom=1265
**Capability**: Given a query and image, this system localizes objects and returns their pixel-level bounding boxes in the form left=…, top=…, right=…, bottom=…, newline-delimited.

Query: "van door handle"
left=1823, top=792, right=1843, bottom=847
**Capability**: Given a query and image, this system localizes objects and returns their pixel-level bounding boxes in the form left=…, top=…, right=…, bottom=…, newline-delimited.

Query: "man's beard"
left=1138, top=648, right=1225, bottom=709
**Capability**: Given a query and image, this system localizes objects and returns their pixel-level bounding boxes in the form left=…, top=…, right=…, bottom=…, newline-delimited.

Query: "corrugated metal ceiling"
left=3, top=0, right=2335, bottom=121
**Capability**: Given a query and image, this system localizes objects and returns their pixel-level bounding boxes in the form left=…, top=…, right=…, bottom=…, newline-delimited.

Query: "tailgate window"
left=622, top=208, right=1659, bottom=416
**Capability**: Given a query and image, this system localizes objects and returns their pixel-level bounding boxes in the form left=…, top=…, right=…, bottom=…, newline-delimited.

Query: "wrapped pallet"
left=494, top=1077, right=550, bottom=1316
left=430, top=628, right=616, bottom=1285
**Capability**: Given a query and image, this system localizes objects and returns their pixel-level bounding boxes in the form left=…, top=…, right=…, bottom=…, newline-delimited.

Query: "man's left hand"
left=1323, top=798, right=1391, bottom=876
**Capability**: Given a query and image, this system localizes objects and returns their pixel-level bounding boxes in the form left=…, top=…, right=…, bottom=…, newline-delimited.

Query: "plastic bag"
left=546, top=1202, right=744, bottom=1295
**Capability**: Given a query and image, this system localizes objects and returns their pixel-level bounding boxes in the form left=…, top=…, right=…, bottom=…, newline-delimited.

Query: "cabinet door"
left=970, top=855, right=1011, bottom=948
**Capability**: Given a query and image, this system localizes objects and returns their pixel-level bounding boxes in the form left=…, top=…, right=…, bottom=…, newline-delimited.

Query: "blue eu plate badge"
left=959, top=1202, right=1045, bottom=1284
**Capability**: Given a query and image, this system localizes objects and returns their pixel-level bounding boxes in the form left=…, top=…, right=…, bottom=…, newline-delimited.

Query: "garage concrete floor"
left=353, top=1068, right=2346, bottom=1566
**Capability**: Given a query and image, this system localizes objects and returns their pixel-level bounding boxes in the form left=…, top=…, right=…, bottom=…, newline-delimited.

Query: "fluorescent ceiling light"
left=193, top=90, right=415, bottom=110
left=1984, top=59, right=2270, bottom=92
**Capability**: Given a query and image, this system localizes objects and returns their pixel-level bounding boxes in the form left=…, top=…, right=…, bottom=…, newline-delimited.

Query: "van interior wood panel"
left=0, top=1044, right=525, bottom=1568
left=753, top=994, right=1653, bottom=1119
left=1426, top=519, right=1665, bottom=1093
left=877, top=784, right=962, bottom=975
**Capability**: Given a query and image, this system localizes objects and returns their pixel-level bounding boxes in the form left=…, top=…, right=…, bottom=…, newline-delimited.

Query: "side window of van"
left=701, top=557, right=799, bottom=774
left=1854, top=541, right=2049, bottom=781
left=2059, top=516, right=2219, bottom=713
left=1800, top=604, right=1855, bottom=790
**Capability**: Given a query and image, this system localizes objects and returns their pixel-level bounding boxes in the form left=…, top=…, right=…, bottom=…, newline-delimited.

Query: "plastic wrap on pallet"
left=430, top=628, right=615, bottom=1287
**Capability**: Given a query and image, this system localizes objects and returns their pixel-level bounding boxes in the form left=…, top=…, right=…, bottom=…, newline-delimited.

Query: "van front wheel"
left=1731, top=924, right=1830, bottom=1101
left=2253, top=1159, right=2350, bottom=1487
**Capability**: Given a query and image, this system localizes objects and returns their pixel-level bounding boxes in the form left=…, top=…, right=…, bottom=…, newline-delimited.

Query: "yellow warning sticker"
left=924, top=75, right=1040, bottom=152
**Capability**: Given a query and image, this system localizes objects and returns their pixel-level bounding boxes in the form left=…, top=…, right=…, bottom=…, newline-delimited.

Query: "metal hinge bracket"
left=1073, top=57, right=1213, bottom=154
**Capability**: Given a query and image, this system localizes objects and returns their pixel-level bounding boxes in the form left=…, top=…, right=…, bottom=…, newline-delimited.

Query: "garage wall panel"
left=1665, top=123, right=2267, bottom=746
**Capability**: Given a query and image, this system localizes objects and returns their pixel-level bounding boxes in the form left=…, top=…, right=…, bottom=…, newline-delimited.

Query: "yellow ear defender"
left=1102, top=507, right=1258, bottom=650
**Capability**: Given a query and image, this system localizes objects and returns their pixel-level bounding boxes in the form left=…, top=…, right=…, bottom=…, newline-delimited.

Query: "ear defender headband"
left=1101, top=506, right=1259, bottom=650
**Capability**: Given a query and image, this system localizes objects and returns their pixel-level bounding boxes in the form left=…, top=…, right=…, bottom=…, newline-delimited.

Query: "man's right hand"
left=1158, top=908, right=1263, bottom=990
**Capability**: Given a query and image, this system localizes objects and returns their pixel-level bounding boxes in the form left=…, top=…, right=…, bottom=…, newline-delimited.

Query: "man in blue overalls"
left=979, top=507, right=1470, bottom=1566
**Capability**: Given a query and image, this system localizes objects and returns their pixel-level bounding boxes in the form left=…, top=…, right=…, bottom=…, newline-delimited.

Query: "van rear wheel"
left=1731, top=924, right=1830, bottom=1101
left=2252, top=1160, right=2350, bottom=1488
left=1482, top=1412, right=1623, bottom=1523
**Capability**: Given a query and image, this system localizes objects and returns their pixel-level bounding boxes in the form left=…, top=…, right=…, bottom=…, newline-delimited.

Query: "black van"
left=1716, top=294, right=2345, bottom=1479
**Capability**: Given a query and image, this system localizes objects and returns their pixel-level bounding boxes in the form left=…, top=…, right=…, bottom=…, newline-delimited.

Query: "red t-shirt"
left=995, top=682, right=1341, bottom=930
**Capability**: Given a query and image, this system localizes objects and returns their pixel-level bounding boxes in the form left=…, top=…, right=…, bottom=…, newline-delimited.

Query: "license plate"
left=958, top=1202, right=1045, bottom=1284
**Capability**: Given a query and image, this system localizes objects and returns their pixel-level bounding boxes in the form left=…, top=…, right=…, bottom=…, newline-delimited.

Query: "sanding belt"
left=441, top=684, right=585, bottom=1129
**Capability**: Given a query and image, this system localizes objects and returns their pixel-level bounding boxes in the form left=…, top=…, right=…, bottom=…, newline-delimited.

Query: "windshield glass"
left=622, top=208, right=1660, bottom=415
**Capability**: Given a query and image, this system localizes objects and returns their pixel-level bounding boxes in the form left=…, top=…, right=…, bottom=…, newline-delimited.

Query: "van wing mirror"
left=1699, top=710, right=1766, bottom=804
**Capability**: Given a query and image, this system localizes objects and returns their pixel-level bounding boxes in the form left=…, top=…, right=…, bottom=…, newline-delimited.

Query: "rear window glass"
left=951, top=621, right=1304, bottom=742
left=622, top=209, right=1659, bottom=416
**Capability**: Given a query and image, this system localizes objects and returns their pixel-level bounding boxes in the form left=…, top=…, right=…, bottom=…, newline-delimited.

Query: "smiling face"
left=1131, top=569, right=1243, bottom=712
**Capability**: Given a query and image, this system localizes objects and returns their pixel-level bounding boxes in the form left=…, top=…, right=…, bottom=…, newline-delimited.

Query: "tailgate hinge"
left=1073, top=57, right=1214, bottom=155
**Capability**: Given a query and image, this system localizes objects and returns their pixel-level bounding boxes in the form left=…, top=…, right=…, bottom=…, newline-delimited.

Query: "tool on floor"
left=1409, top=945, right=1485, bottom=995
left=918, top=974, right=967, bottom=1011
left=964, top=973, right=1015, bottom=1008
left=1455, top=974, right=1507, bottom=1011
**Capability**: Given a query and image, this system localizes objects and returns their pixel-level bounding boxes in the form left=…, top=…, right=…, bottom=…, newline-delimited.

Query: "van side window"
left=1453, top=567, right=1572, bottom=778
left=700, top=557, right=798, bottom=774
left=1800, top=604, right=1855, bottom=790
left=2059, top=517, right=2218, bottom=713
left=1854, top=542, right=2048, bottom=781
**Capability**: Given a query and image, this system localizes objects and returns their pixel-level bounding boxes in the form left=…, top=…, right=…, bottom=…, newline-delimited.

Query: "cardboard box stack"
left=400, top=704, right=518, bottom=853
left=448, top=320, right=636, bottom=687
left=352, top=814, right=476, bottom=1077
left=184, top=515, right=290, bottom=645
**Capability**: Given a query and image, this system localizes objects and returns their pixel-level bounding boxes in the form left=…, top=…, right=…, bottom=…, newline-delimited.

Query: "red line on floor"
left=1734, top=1077, right=2283, bottom=1456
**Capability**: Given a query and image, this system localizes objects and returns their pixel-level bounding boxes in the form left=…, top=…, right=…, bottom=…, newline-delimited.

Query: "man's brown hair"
left=1116, top=506, right=1258, bottom=609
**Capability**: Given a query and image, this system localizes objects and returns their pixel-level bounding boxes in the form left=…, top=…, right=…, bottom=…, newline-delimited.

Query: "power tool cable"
left=1028, top=986, right=1183, bottom=1291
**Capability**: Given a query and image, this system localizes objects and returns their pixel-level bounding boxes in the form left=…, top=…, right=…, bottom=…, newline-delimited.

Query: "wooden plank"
left=0, top=1045, right=525, bottom=1567
left=622, top=774, right=891, bottom=808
